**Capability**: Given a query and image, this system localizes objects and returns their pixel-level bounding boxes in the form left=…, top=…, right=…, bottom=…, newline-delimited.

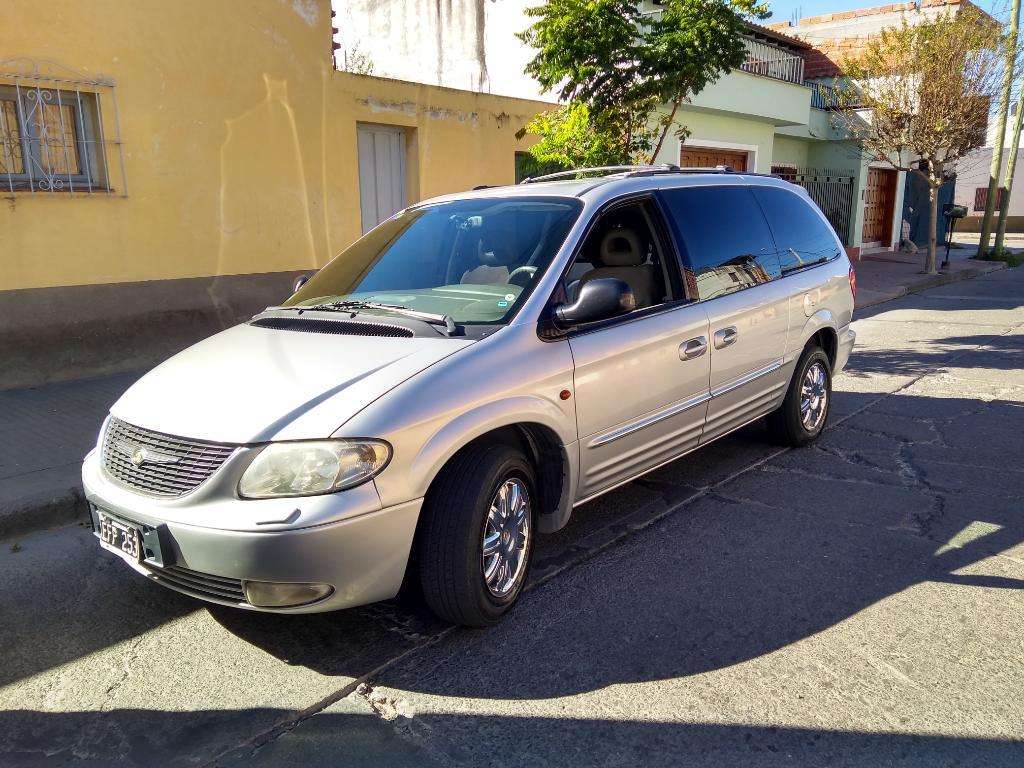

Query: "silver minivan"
left=84, top=167, right=856, bottom=627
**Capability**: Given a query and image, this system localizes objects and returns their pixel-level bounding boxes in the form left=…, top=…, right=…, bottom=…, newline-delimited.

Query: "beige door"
left=680, top=146, right=749, bottom=172
left=357, top=123, right=406, bottom=234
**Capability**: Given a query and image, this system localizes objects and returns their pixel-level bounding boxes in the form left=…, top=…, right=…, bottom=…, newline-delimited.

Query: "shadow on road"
left=1, top=708, right=1022, bottom=767
left=209, top=391, right=1024, bottom=703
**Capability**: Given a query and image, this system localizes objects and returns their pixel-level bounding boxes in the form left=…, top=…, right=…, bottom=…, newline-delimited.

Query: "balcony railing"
left=810, top=81, right=841, bottom=109
left=740, top=37, right=804, bottom=85
left=639, top=12, right=806, bottom=86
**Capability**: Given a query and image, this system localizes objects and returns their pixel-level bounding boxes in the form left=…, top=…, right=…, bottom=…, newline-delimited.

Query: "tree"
left=518, top=0, right=767, bottom=165
left=833, top=8, right=1002, bottom=274
left=977, top=0, right=1021, bottom=258
left=519, top=102, right=657, bottom=173
left=995, top=79, right=1024, bottom=252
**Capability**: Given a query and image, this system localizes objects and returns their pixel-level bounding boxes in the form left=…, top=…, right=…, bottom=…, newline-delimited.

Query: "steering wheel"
left=507, top=265, right=537, bottom=287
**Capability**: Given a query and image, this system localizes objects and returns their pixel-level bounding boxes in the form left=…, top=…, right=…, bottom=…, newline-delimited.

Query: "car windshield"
left=284, top=196, right=582, bottom=326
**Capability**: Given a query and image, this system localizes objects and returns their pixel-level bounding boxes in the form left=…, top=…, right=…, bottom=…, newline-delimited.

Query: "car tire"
left=417, top=443, right=536, bottom=627
left=767, top=346, right=832, bottom=447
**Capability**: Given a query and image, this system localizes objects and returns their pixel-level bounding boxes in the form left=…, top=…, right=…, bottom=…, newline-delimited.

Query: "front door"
left=863, top=167, right=896, bottom=246
left=658, top=185, right=790, bottom=443
left=680, top=146, right=749, bottom=172
left=565, top=198, right=711, bottom=501
left=357, top=123, right=407, bottom=234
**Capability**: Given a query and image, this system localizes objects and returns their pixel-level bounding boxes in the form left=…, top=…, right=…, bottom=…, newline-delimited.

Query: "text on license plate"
left=97, top=512, right=142, bottom=562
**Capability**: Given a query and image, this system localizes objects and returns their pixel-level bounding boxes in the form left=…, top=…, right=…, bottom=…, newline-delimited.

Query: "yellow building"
left=0, top=0, right=550, bottom=388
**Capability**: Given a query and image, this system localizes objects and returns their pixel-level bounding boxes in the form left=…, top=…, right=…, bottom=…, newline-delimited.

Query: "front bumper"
left=835, top=326, right=856, bottom=373
left=82, top=450, right=422, bottom=613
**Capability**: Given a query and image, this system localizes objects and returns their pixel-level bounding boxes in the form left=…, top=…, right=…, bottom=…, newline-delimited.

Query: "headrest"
left=600, top=227, right=643, bottom=267
left=478, top=233, right=517, bottom=266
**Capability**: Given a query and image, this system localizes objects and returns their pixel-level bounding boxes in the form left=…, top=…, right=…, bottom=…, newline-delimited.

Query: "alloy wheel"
left=800, top=361, right=829, bottom=431
left=481, top=478, right=531, bottom=597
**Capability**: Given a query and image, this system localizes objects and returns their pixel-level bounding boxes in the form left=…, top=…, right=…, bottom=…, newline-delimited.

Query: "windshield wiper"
left=274, top=301, right=458, bottom=336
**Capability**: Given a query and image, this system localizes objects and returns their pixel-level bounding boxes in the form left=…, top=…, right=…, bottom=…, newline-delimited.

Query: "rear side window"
left=659, top=186, right=780, bottom=302
left=752, top=187, right=842, bottom=275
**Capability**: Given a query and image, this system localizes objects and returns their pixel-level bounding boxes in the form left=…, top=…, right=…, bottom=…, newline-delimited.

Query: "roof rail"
left=519, top=163, right=738, bottom=184
left=518, top=165, right=642, bottom=184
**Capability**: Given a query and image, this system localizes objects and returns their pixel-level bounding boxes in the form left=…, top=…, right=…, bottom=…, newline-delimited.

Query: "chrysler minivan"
left=84, top=166, right=855, bottom=627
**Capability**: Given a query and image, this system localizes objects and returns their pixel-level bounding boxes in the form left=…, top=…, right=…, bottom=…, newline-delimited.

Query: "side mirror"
left=554, top=278, right=635, bottom=327
left=292, top=273, right=311, bottom=293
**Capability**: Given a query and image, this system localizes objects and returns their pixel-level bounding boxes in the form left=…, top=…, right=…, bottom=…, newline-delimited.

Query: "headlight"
left=238, top=439, right=391, bottom=499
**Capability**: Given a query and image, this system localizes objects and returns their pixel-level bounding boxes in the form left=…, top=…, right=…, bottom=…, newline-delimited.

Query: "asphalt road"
left=2, top=268, right=1023, bottom=767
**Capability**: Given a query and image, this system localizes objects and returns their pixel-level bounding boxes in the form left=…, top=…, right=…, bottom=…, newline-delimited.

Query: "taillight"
left=848, top=264, right=857, bottom=301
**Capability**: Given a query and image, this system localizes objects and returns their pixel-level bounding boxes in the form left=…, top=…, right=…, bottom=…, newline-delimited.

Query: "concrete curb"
left=0, top=259, right=1013, bottom=544
left=0, top=464, right=90, bottom=543
left=854, top=259, right=1007, bottom=310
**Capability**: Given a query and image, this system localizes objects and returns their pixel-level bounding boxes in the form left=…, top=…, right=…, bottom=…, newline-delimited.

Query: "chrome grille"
left=101, top=417, right=237, bottom=497
left=146, top=564, right=246, bottom=603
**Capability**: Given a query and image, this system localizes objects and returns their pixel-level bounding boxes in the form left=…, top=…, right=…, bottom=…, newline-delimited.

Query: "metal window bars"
left=0, top=58, right=126, bottom=196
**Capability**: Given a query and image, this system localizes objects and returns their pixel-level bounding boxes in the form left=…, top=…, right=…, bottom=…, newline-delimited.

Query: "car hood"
left=111, top=322, right=474, bottom=443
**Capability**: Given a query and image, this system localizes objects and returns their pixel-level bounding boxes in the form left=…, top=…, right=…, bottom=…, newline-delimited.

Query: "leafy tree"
left=519, top=102, right=657, bottom=173
left=834, top=8, right=1001, bottom=274
left=519, top=0, right=767, bottom=164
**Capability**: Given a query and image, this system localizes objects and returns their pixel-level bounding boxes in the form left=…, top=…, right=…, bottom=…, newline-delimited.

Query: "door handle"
left=713, top=326, right=738, bottom=349
left=679, top=336, right=707, bottom=360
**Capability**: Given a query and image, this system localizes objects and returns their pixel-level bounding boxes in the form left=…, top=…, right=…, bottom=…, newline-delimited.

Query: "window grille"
left=0, top=58, right=126, bottom=195
left=974, top=186, right=1005, bottom=212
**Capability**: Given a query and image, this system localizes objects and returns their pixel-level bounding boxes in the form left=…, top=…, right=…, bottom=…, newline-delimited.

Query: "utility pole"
left=995, top=83, right=1024, bottom=251
left=978, top=0, right=1021, bottom=257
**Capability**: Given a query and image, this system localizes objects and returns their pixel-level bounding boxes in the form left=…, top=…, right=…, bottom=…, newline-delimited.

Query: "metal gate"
left=772, top=167, right=856, bottom=246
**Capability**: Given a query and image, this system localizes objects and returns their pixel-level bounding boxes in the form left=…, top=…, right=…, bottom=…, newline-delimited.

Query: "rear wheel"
left=767, top=346, right=832, bottom=447
left=417, top=444, right=536, bottom=627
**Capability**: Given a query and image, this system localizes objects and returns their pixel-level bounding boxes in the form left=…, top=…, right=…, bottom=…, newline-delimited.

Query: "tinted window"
left=753, top=187, right=842, bottom=274
left=659, top=186, right=779, bottom=302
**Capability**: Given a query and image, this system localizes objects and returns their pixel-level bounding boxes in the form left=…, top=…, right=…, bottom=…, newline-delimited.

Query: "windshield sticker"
left=504, top=293, right=516, bottom=301
left=497, top=300, right=509, bottom=308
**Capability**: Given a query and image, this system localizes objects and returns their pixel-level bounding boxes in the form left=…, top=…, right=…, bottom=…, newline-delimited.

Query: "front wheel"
left=417, top=444, right=536, bottom=627
left=767, top=346, right=832, bottom=447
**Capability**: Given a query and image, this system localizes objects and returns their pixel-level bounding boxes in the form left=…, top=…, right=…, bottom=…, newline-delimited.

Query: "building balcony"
left=740, top=36, right=805, bottom=85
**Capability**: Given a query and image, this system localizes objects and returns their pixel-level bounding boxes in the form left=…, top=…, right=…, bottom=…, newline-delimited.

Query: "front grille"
left=101, top=417, right=237, bottom=497
left=146, top=564, right=246, bottom=603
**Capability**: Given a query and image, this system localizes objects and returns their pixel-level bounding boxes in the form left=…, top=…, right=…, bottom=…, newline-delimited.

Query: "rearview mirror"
left=554, top=278, right=635, bottom=327
left=292, top=273, right=311, bottom=293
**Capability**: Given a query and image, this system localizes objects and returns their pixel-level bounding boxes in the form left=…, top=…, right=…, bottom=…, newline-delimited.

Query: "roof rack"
left=519, top=165, right=643, bottom=184
left=518, top=163, right=736, bottom=184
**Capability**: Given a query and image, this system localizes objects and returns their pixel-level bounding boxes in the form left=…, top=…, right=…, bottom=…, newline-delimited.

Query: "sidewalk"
left=0, top=252, right=1015, bottom=541
left=852, top=243, right=1006, bottom=309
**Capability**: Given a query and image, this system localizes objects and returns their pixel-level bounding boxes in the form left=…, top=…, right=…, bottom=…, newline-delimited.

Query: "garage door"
left=357, top=124, right=406, bottom=234
left=680, top=146, right=748, bottom=172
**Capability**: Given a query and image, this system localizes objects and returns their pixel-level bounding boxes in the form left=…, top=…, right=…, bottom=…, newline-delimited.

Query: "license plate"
left=96, top=510, right=143, bottom=562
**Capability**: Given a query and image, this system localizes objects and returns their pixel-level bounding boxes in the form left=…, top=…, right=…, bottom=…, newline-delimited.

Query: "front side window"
left=0, top=85, right=105, bottom=191
left=659, top=186, right=779, bottom=302
left=557, top=198, right=678, bottom=313
left=752, top=187, right=842, bottom=274
left=286, top=196, right=582, bottom=326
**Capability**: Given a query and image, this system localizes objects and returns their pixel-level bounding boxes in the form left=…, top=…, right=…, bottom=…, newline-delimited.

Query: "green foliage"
left=522, top=102, right=655, bottom=169
left=519, top=0, right=768, bottom=159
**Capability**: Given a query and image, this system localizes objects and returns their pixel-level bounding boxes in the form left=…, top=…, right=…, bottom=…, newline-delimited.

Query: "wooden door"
left=680, top=146, right=748, bottom=172
left=357, top=123, right=406, bottom=234
left=863, top=168, right=896, bottom=245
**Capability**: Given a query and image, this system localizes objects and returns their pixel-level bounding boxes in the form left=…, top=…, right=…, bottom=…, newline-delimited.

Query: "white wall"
left=954, top=146, right=1024, bottom=217
left=333, top=0, right=553, bottom=101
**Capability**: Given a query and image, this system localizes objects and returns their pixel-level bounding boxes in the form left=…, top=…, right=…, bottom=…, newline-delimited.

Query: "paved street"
left=2, top=267, right=1023, bottom=767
